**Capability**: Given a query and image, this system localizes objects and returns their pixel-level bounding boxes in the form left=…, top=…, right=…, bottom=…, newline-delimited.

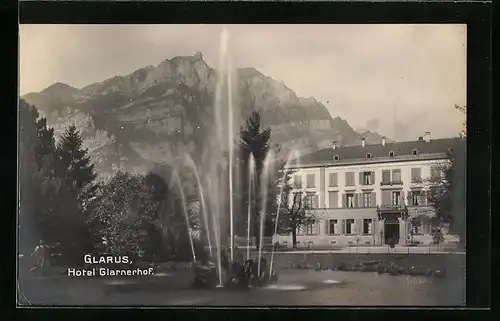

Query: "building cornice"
left=285, top=153, right=448, bottom=170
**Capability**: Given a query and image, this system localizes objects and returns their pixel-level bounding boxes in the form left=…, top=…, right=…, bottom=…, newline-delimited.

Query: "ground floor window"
left=298, top=221, right=317, bottom=235
left=328, top=219, right=339, bottom=235
left=363, top=219, right=373, bottom=235
left=345, top=219, right=355, bottom=235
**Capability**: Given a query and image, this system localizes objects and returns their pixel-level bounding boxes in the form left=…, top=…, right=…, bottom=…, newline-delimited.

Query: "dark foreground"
left=18, top=253, right=465, bottom=306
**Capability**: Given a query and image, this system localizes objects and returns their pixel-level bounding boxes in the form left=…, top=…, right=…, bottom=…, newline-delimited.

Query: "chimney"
left=424, top=132, right=431, bottom=143
left=381, top=136, right=386, bottom=146
left=361, top=137, right=366, bottom=147
left=332, top=140, right=337, bottom=150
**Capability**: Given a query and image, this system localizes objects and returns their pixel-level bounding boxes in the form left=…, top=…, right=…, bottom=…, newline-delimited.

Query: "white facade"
left=274, top=152, right=455, bottom=248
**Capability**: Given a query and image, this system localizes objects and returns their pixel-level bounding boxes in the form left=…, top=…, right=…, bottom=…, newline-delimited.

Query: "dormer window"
left=412, top=149, right=419, bottom=156
left=366, top=153, right=372, bottom=159
left=389, top=151, right=395, bottom=157
left=334, top=155, right=340, bottom=161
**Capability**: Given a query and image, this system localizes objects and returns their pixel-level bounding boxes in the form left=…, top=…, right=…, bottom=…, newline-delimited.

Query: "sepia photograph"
left=18, top=24, right=466, bottom=306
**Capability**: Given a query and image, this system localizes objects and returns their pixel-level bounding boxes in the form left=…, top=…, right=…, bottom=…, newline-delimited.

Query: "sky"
left=19, top=24, right=466, bottom=141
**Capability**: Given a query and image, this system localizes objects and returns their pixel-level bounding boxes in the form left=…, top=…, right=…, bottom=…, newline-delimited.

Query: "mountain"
left=21, top=52, right=390, bottom=178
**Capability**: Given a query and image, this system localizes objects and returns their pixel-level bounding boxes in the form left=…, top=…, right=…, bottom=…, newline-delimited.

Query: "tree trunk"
left=292, top=229, right=297, bottom=249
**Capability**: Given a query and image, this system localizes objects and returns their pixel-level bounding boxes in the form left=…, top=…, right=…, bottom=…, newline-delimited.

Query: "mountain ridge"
left=21, top=52, right=392, bottom=178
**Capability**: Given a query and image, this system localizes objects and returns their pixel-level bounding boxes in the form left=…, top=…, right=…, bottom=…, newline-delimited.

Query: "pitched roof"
left=293, top=137, right=463, bottom=167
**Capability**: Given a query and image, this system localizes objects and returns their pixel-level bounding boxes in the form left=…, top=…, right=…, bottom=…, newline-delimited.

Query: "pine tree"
left=56, top=125, right=96, bottom=193
left=239, top=111, right=282, bottom=249
left=18, top=99, right=58, bottom=251
left=52, top=125, right=97, bottom=262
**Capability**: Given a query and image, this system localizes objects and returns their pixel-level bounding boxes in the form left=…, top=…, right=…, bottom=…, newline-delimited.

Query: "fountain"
left=183, top=27, right=278, bottom=289
left=246, top=153, right=255, bottom=261
left=184, top=155, right=212, bottom=257
left=269, top=150, right=301, bottom=276
left=257, top=150, right=274, bottom=277
left=169, top=170, right=197, bottom=263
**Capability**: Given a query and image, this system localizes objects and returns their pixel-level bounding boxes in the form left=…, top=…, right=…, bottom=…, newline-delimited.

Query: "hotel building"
left=274, top=132, right=462, bottom=248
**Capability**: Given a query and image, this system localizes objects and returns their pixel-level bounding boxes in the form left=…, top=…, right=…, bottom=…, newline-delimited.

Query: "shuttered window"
left=392, top=169, right=402, bottom=182
left=360, top=171, right=374, bottom=185
left=363, top=219, right=373, bottom=234
left=345, top=172, right=355, bottom=186
left=328, top=173, right=338, bottom=187
left=411, top=168, right=422, bottom=182
left=346, top=193, right=355, bottom=208
left=363, top=192, right=372, bottom=207
left=382, top=170, right=390, bottom=183
left=294, top=175, right=302, bottom=188
left=345, top=219, right=355, bottom=235
left=391, top=191, right=401, bottom=206
left=306, top=174, right=315, bottom=188
left=328, top=219, right=339, bottom=235
left=304, top=221, right=317, bottom=235
left=328, top=191, right=338, bottom=208
left=382, top=190, right=391, bottom=205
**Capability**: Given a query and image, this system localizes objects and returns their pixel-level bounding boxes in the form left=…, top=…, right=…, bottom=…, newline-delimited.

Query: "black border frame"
left=4, top=0, right=492, bottom=319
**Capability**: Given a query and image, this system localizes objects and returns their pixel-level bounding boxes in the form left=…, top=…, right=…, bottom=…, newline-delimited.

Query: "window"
left=411, top=168, right=422, bottom=182
left=411, top=190, right=421, bottom=206
left=305, top=193, right=316, bottom=208
left=412, top=149, right=419, bottom=156
left=346, top=193, right=355, bottom=208
left=345, top=172, right=355, bottom=186
left=382, top=170, right=391, bottom=183
left=392, top=191, right=401, bottom=206
left=294, top=175, right=302, bottom=188
left=363, top=219, right=373, bottom=235
left=306, top=174, right=315, bottom=188
left=363, top=192, right=372, bottom=207
left=328, top=219, right=339, bottom=235
left=328, top=191, right=338, bottom=208
left=392, top=169, right=402, bottom=182
left=363, top=172, right=373, bottom=185
left=334, top=155, right=340, bottom=161
left=366, top=153, right=372, bottom=159
left=304, top=221, right=316, bottom=235
left=389, top=151, right=395, bottom=157
left=328, top=173, right=338, bottom=187
left=345, top=219, right=355, bottom=235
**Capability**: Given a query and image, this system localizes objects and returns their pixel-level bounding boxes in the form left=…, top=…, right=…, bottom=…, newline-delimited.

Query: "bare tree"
left=274, top=192, right=315, bottom=249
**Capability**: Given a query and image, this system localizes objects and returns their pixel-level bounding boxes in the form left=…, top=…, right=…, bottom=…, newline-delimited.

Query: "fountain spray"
left=269, top=150, right=301, bottom=276
left=247, top=153, right=256, bottom=260
left=227, top=39, right=235, bottom=263
left=257, top=150, right=274, bottom=277
left=184, top=154, right=213, bottom=256
left=169, top=170, right=197, bottom=263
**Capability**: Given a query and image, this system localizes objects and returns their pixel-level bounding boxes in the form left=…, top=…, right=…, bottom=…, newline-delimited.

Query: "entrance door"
left=384, top=221, right=400, bottom=245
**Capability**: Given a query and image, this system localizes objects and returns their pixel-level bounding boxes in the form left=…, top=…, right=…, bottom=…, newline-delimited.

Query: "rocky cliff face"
left=22, top=52, right=389, bottom=178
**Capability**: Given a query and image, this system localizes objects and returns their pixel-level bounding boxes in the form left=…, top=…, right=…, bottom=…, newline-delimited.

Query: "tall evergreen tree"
left=238, top=111, right=284, bottom=249
left=18, top=99, right=58, bottom=251
left=52, top=125, right=97, bottom=262
left=56, top=125, right=96, bottom=193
